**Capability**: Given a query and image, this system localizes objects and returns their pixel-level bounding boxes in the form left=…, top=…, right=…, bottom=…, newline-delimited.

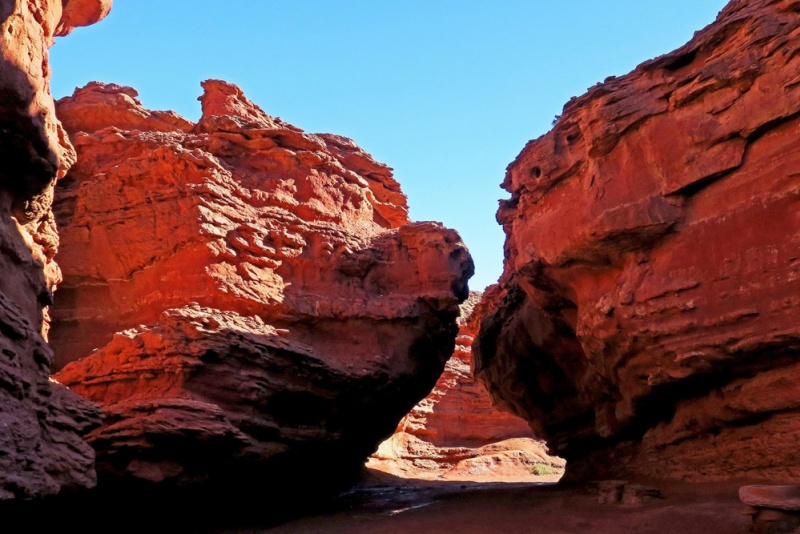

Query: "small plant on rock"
left=530, top=463, right=558, bottom=476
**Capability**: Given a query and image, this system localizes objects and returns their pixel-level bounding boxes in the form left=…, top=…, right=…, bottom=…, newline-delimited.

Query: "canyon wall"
left=369, top=292, right=563, bottom=481
left=0, top=0, right=110, bottom=500
left=475, top=0, right=800, bottom=482
left=50, top=80, right=473, bottom=496
left=395, top=291, right=533, bottom=448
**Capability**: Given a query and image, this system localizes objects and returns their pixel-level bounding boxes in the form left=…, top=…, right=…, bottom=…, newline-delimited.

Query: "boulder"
left=741, top=485, right=800, bottom=534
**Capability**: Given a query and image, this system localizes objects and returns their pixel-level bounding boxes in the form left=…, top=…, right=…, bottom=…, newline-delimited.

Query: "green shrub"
left=530, top=463, right=558, bottom=476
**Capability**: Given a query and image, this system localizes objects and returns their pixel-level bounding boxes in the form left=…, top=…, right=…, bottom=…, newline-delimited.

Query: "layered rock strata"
left=397, top=292, right=534, bottom=447
left=51, top=80, right=473, bottom=494
left=475, top=0, right=800, bottom=482
left=369, top=292, right=563, bottom=481
left=0, top=0, right=110, bottom=500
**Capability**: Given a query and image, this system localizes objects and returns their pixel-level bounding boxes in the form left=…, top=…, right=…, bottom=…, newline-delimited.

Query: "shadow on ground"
left=260, top=471, right=755, bottom=534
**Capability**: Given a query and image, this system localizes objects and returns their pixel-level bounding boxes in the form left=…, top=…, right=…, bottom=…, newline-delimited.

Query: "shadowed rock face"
left=368, top=292, right=565, bottom=482
left=0, top=0, right=110, bottom=500
left=51, top=80, right=474, bottom=496
left=475, top=0, right=800, bottom=482
left=394, top=292, right=534, bottom=448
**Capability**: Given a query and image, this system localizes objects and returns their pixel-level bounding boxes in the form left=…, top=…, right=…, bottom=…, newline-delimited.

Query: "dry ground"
left=257, top=473, right=754, bottom=534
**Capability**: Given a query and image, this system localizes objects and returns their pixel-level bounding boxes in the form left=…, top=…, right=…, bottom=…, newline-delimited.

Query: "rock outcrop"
left=475, top=0, right=800, bottom=482
left=396, top=292, right=534, bottom=448
left=0, top=0, right=110, bottom=500
left=51, top=80, right=473, bottom=496
left=368, top=291, right=563, bottom=482
left=741, top=485, right=800, bottom=534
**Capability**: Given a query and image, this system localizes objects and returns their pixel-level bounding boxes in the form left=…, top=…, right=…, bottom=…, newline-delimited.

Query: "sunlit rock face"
left=369, top=292, right=564, bottom=481
left=51, top=80, right=473, bottom=496
left=475, top=0, right=800, bottom=482
left=0, top=0, right=110, bottom=500
left=396, top=292, right=534, bottom=448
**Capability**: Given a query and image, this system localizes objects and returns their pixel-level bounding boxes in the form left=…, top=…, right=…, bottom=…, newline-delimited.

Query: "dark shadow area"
left=0, top=469, right=556, bottom=533
left=0, top=3, right=59, bottom=209
left=341, top=468, right=560, bottom=511
left=264, top=475, right=753, bottom=534
left=0, top=470, right=758, bottom=533
left=0, top=473, right=354, bottom=533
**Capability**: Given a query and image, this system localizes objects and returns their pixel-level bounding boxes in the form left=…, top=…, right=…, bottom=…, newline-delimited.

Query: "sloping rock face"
left=475, top=0, right=800, bottom=482
left=396, top=291, right=533, bottom=447
left=368, top=292, right=559, bottom=481
left=51, top=80, right=473, bottom=496
left=0, top=0, right=110, bottom=500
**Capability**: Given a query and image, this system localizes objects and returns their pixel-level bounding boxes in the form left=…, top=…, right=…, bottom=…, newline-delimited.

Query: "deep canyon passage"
left=1, top=0, right=800, bottom=533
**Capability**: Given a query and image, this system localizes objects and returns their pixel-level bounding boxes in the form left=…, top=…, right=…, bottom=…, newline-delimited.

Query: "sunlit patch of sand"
left=367, top=433, right=564, bottom=484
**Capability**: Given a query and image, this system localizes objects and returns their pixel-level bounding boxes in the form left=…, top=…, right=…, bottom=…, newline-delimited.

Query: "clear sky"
left=50, top=1, right=729, bottom=290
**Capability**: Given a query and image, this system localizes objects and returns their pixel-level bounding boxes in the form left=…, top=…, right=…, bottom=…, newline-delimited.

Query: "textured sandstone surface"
left=51, top=80, right=473, bottom=493
left=0, top=0, right=110, bottom=500
left=368, top=292, right=563, bottom=482
left=396, top=292, right=534, bottom=448
left=368, top=434, right=564, bottom=482
left=475, top=0, right=800, bottom=482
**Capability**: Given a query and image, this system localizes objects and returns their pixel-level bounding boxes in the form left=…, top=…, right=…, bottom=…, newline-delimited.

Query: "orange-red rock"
left=396, top=292, right=534, bottom=448
left=0, top=0, right=110, bottom=500
left=56, top=0, right=112, bottom=36
left=475, top=0, right=800, bottom=482
left=368, top=292, right=563, bottom=482
left=55, top=81, right=193, bottom=135
left=369, top=434, right=564, bottom=482
left=51, top=80, right=473, bottom=495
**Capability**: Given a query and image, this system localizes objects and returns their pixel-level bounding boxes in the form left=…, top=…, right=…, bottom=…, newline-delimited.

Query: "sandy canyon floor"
left=249, top=472, right=753, bottom=534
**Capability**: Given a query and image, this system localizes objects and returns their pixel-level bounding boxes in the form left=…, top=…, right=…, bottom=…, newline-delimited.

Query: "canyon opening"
left=1, top=1, right=799, bottom=533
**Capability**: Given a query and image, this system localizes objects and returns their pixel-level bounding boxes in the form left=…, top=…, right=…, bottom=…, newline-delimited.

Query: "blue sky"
left=50, top=1, right=729, bottom=290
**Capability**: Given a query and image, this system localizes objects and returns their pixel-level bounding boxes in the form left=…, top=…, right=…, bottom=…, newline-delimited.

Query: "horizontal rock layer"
left=396, top=292, right=534, bottom=448
left=0, top=0, right=110, bottom=500
left=475, top=0, right=800, bottom=482
left=368, top=293, right=561, bottom=481
left=51, top=80, right=473, bottom=496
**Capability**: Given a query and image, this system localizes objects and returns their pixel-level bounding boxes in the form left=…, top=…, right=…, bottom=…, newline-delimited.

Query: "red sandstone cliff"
left=396, top=292, right=534, bottom=448
left=369, top=292, right=564, bottom=481
left=475, top=0, right=800, bottom=482
left=0, top=0, right=110, bottom=500
left=50, top=80, right=473, bottom=496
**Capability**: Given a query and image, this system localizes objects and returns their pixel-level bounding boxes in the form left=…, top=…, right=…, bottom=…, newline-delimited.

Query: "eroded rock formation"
left=369, top=292, right=563, bottom=481
left=475, top=0, right=800, bottom=482
left=0, top=0, right=110, bottom=500
left=51, top=80, right=473, bottom=495
left=397, top=292, right=534, bottom=447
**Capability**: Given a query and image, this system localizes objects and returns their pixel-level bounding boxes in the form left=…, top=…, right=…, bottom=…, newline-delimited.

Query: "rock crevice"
left=0, top=0, right=111, bottom=500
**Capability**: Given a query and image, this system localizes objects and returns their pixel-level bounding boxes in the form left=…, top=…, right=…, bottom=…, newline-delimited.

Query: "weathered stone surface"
left=475, top=0, right=800, bottom=482
left=55, top=81, right=193, bottom=135
left=369, top=434, right=564, bottom=482
left=592, top=481, right=663, bottom=506
left=51, top=80, right=473, bottom=494
left=396, top=292, right=534, bottom=448
left=367, top=292, right=559, bottom=481
left=56, top=0, right=112, bottom=36
left=0, top=0, right=109, bottom=500
left=740, top=488, right=800, bottom=534
left=741, top=486, right=800, bottom=512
